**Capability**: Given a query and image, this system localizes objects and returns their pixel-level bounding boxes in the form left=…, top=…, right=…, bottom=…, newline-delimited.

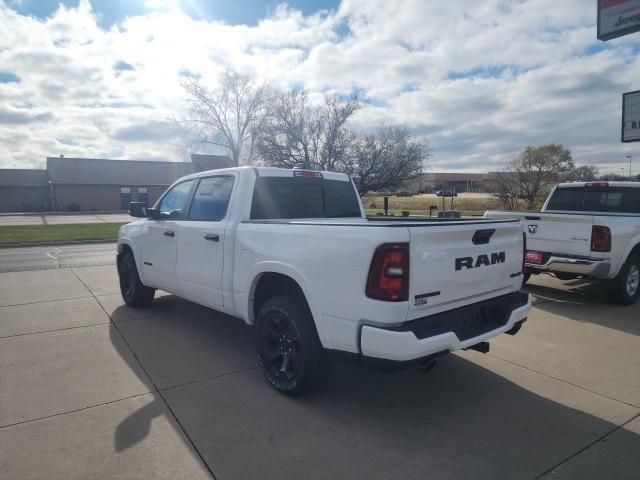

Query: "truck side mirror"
left=129, top=202, right=148, bottom=218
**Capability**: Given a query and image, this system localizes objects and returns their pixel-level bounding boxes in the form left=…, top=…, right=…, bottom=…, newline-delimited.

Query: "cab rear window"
left=546, top=187, right=640, bottom=213
left=250, top=176, right=361, bottom=219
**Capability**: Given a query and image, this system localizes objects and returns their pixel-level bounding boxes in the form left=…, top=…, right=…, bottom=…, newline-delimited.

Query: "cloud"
left=0, top=0, right=638, bottom=173
left=112, top=120, right=178, bottom=142
left=0, top=107, right=54, bottom=124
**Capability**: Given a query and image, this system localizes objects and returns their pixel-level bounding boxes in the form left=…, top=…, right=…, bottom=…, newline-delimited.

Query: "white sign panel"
left=622, top=90, right=640, bottom=143
left=598, top=0, right=640, bottom=41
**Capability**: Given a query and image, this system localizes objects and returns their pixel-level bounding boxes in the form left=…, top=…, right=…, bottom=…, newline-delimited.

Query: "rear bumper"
left=359, top=291, right=531, bottom=362
left=526, top=254, right=610, bottom=277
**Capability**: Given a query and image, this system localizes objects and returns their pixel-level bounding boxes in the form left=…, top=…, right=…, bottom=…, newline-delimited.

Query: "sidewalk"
left=0, top=213, right=132, bottom=226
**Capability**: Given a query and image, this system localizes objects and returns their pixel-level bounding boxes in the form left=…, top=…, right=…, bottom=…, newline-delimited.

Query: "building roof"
left=46, top=157, right=197, bottom=186
left=0, top=169, right=49, bottom=187
left=2, top=154, right=235, bottom=188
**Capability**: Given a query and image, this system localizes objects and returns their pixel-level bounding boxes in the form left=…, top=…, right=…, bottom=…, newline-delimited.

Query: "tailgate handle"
left=472, top=229, right=495, bottom=245
left=525, top=216, right=541, bottom=220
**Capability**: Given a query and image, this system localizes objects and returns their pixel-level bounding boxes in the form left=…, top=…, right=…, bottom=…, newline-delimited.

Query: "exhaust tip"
left=506, top=319, right=526, bottom=336
left=466, top=341, right=490, bottom=354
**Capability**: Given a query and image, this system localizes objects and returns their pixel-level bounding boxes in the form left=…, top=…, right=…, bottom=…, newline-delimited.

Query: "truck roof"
left=556, top=181, right=640, bottom=188
left=179, top=166, right=352, bottom=182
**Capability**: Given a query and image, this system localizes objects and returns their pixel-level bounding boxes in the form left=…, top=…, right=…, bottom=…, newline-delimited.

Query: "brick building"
left=0, top=154, right=233, bottom=213
left=0, top=169, right=50, bottom=212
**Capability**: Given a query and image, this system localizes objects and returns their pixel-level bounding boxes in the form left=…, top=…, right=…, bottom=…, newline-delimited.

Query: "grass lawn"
left=0, top=223, right=125, bottom=245
left=361, top=195, right=538, bottom=216
left=365, top=208, right=484, bottom=217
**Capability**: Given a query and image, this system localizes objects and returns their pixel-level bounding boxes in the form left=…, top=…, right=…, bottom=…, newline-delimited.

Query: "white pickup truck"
left=117, top=166, right=531, bottom=394
left=486, top=181, right=640, bottom=305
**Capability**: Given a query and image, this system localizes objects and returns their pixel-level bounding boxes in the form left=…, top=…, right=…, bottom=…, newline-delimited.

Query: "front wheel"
left=607, top=255, right=640, bottom=306
left=117, top=250, right=156, bottom=308
left=255, top=295, right=330, bottom=395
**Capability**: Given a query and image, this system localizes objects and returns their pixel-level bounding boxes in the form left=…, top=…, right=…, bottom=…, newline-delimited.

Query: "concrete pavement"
left=0, top=266, right=638, bottom=479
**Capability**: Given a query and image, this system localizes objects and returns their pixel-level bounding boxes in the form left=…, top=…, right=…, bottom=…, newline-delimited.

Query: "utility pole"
left=627, top=155, right=632, bottom=178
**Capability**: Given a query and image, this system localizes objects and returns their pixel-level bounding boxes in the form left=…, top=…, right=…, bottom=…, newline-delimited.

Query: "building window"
left=120, top=187, right=131, bottom=210
left=137, top=187, right=148, bottom=206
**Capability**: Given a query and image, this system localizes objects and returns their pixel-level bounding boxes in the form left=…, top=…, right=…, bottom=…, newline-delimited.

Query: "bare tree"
left=489, top=171, right=520, bottom=210
left=256, top=90, right=360, bottom=170
left=182, top=69, right=271, bottom=165
left=492, top=144, right=574, bottom=210
left=561, top=165, right=600, bottom=182
left=349, top=125, right=429, bottom=195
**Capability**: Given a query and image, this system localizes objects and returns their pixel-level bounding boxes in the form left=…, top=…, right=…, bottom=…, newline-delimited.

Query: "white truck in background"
left=117, top=166, right=531, bottom=395
left=486, top=181, right=640, bottom=305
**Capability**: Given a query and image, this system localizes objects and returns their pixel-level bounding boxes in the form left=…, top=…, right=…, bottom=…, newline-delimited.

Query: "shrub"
left=402, top=210, right=410, bottom=217
left=65, top=203, right=82, bottom=212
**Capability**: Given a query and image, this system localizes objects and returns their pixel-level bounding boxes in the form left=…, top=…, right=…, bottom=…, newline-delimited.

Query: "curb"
left=0, top=239, right=117, bottom=249
left=0, top=211, right=126, bottom=217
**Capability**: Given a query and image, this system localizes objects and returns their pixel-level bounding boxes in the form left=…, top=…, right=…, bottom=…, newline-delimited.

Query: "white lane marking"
left=46, top=248, right=63, bottom=264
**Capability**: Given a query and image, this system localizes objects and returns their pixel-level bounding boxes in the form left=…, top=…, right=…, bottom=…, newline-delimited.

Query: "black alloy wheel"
left=258, top=308, right=302, bottom=382
left=117, top=251, right=155, bottom=308
left=255, top=295, right=330, bottom=395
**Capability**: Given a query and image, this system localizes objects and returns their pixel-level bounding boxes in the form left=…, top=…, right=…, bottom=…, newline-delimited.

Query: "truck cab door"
left=176, top=175, right=235, bottom=307
left=140, top=179, right=196, bottom=292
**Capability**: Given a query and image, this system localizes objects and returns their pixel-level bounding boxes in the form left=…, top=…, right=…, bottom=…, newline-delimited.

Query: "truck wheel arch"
left=616, top=239, right=640, bottom=278
left=247, top=266, right=331, bottom=349
left=117, top=240, right=145, bottom=284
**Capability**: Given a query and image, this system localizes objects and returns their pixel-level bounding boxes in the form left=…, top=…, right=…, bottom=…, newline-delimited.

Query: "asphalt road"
left=0, top=242, right=116, bottom=273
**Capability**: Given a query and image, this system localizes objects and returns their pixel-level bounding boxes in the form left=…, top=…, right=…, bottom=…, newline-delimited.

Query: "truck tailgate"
left=523, top=214, right=594, bottom=257
left=407, top=220, right=523, bottom=321
left=485, top=211, right=595, bottom=258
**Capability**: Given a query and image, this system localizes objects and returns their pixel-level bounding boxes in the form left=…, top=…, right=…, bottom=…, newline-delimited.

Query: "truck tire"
left=522, top=272, right=531, bottom=286
left=117, top=250, right=156, bottom=308
left=608, top=255, right=640, bottom=306
left=255, top=294, right=330, bottom=395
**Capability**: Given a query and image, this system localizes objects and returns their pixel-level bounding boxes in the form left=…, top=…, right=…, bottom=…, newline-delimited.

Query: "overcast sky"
left=1, top=0, right=639, bottom=173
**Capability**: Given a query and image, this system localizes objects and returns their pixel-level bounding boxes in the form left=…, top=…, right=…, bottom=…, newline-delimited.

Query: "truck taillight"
left=591, top=225, right=611, bottom=252
left=522, top=232, right=526, bottom=274
left=585, top=182, right=609, bottom=188
left=366, top=243, right=409, bottom=302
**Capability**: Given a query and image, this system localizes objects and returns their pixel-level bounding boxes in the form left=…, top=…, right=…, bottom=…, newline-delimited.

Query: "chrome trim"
left=526, top=255, right=610, bottom=277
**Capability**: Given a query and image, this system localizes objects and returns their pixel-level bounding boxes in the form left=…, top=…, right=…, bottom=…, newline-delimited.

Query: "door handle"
left=204, top=233, right=219, bottom=242
left=163, top=230, right=175, bottom=237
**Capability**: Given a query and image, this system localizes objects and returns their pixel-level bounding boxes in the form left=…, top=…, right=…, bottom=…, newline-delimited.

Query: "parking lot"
left=0, top=261, right=639, bottom=479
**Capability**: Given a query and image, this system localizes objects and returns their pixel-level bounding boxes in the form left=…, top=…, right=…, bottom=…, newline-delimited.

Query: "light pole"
left=628, top=155, right=632, bottom=178
left=620, top=167, right=625, bottom=178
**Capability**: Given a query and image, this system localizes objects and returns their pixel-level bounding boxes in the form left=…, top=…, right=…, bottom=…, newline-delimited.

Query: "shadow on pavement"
left=108, top=294, right=640, bottom=479
left=108, top=295, right=255, bottom=452
left=108, top=324, right=163, bottom=452
left=525, top=276, right=640, bottom=337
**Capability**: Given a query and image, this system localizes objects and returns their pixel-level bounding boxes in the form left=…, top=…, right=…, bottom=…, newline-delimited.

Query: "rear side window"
left=189, top=176, right=234, bottom=221
left=547, top=187, right=640, bottom=213
left=250, top=176, right=361, bottom=219
left=546, top=188, right=582, bottom=211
